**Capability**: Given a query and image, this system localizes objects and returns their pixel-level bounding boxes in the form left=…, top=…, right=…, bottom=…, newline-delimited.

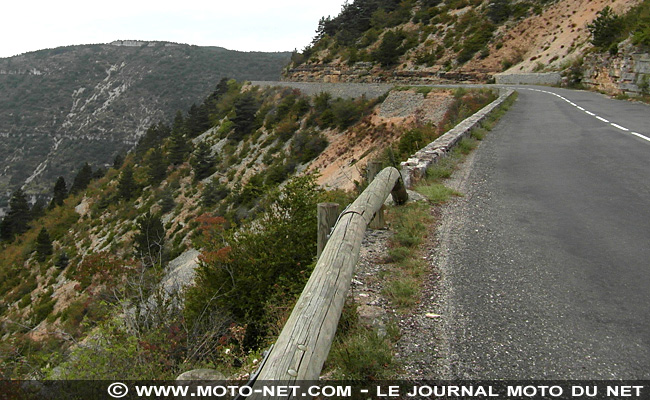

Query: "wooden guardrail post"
left=317, top=202, right=339, bottom=259
left=250, top=167, right=407, bottom=391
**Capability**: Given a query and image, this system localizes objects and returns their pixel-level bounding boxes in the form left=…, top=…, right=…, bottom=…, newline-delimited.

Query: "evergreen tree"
left=185, top=103, right=212, bottom=138
left=69, top=163, right=93, bottom=194
left=1, top=188, right=31, bottom=240
left=0, top=218, right=12, bottom=242
left=487, top=0, right=511, bottom=23
left=205, top=77, right=230, bottom=107
left=118, top=164, right=138, bottom=201
left=145, top=148, right=167, bottom=186
left=588, top=6, right=624, bottom=51
left=50, top=176, right=68, bottom=209
left=136, top=122, right=171, bottom=158
left=202, top=179, right=229, bottom=208
left=158, top=188, right=176, bottom=214
left=134, top=212, right=166, bottom=267
left=35, top=227, right=53, bottom=262
left=231, top=93, right=260, bottom=142
left=55, top=251, right=70, bottom=269
left=112, top=154, right=125, bottom=170
left=169, top=111, right=191, bottom=165
left=190, top=142, right=216, bottom=181
left=30, top=199, right=46, bottom=220
left=373, top=30, right=404, bottom=67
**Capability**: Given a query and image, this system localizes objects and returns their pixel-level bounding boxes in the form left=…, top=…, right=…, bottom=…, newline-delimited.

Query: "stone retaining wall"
left=251, top=81, right=394, bottom=99
left=400, top=89, right=516, bottom=188
left=582, top=45, right=650, bottom=96
left=494, top=73, right=561, bottom=85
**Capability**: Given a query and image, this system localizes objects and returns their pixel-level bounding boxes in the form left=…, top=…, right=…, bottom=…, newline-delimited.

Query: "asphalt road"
left=442, top=86, right=650, bottom=379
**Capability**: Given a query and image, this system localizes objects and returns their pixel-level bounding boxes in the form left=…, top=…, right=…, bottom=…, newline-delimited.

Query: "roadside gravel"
left=350, top=150, right=479, bottom=379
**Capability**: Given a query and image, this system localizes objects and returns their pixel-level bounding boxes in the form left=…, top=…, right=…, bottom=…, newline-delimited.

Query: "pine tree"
left=35, top=227, right=53, bottom=262
left=1, top=188, right=31, bottom=240
left=168, top=111, right=191, bottom=165
left=158, top=187, right=176, bottom=214
left=69, top=163, right=93, bottom=194
left=231, top=93, right=260, bottom=142
left=112, top=154, right=125, bottom=170
left=118, top=164, right=138, bottom=201
left=55, top=251, right=70, bottom=269
left=185, top=103, right=211, bottom=138
left=50, top=176, right=68, bottom=209
left=134, top=212, right=166, bottom=267
left=145, top=148, right=168, bottom=186
left=0, top=218, right=12, bottom=242
left=30, top=199, right=46, bottom=220
left=588, top=6, right=624, bottom=50
left=190, top=142, right=216, bottom=181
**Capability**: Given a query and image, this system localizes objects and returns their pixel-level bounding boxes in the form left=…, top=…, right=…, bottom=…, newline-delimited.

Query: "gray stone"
left=176, top=369, right=226, bottom=381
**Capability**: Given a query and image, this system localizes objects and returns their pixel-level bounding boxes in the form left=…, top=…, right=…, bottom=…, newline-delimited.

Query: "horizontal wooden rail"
left=251, top=167, right=406, bottom=391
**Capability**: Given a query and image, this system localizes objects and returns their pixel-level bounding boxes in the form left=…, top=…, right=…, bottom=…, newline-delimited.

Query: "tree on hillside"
left=134, top=212, right=166, bottom=268
left=35, top=227, right=53, bottom=262
left=118, top=164, right=138, bottom=201
left=487, top=0, right=511, bottom=23
left=169, top=111, right=192, bottom=165
left=55, top=251, right=70, bottom=269
left=373, top=30, right=405, bottom=67
left=185, top=103, right=212, bottom=138
left=588, top=6, right=624, bottom=51
left=69, top=163, right=93, bottom=194
left=30, top=199, right=46, bottom=221
left=49, top=176, right=68, bottom=209
left=231, top=92, right=260, bottom=142
left=136, top=122, right=171, bottom=158
left=190, top=142, right=216, bottom=182
left=186, top=174, right=322, bottom=347
left=0, top=189, right=31, bottom=241
left=145, top=148, right=168, bottom=186
left=112, top=154, right=125, bottom=170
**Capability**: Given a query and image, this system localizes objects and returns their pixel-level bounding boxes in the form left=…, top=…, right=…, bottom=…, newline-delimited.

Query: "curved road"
left=441, top=86, right=650, bottom=379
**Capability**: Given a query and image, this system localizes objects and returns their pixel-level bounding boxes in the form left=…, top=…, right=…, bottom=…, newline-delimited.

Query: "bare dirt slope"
left=472, top=0, right=639, bottom=73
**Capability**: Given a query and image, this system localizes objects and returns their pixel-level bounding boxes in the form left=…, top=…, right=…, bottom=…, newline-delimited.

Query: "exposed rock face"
left=582, top=42, right=650, bottom=96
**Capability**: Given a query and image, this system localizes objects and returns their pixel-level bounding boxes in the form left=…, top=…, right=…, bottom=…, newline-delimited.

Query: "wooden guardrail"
left=251, top=167, right=407, bottom=386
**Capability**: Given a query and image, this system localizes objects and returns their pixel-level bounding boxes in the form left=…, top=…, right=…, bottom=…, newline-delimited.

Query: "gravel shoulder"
left=350, top=148, right=480, bottom=380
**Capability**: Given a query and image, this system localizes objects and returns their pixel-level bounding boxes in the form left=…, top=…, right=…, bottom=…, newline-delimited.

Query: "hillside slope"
left=0, top=78, right=497, bottom=379
left=284, top=0, right=640, bottom=83
left=0, top=41, right=290, bottom=207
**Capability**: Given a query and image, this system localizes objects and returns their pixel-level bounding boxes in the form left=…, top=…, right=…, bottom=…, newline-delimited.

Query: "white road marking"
left=630, top=132, right=650, bottom=142
left=520, top=87, right=648, bottom=144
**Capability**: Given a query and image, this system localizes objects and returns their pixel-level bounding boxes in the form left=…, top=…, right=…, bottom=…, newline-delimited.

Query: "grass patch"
left=328, top=327, right=395, bottom=379
left=390, top=202, right=430, bottom=248
left=415, top=183, right=461, bottom=205
left=325, top=301, right=396, bottom=380
left=384, top=276, right=419, bottom=310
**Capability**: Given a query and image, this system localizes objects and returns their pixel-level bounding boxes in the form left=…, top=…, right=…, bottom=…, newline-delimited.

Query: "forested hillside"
left=0, top=41, right=290, bottom=208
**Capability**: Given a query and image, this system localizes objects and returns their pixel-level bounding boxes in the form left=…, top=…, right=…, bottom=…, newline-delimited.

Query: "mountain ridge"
left=0, top=41, right=291, bottom=207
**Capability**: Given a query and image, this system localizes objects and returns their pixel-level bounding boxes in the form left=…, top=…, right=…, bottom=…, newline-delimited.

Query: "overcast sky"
left=1, top=0, right=346, bottom=58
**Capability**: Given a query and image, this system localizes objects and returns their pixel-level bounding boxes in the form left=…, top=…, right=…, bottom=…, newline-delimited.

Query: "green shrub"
left=185, top=174, right=323, bottom=347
